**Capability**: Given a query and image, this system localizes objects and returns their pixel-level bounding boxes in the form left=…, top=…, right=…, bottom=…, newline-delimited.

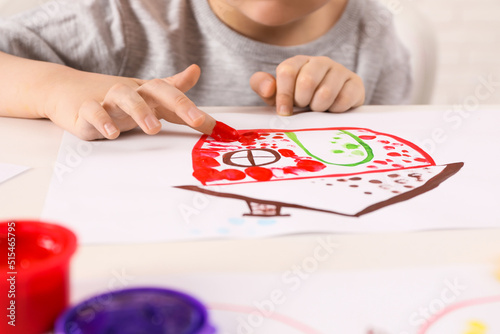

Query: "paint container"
left=0, top=220, right=78, bottom=333
left=55, top=287, right=217, bottom=334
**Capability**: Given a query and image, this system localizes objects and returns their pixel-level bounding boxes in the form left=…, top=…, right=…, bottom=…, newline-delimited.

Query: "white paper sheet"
left=0, top=162, right=29, bottom=184
left=42, top=108, right=500, bottom=244
left=72, top=264, right=500, bottom=334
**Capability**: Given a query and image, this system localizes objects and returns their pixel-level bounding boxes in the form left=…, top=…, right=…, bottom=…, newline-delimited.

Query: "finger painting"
left=176, top=127, right=463, bottom=218
left=41, top=109, right=498, bottom=244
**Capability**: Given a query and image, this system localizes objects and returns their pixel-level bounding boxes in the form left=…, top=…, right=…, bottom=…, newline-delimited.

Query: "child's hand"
left=250, top=55, right=365, bottom=116
left=44, top=64, right=214, bottom=140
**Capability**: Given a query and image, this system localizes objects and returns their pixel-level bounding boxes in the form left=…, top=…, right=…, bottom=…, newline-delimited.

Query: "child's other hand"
left=250, top=55, right=365, bottom=116
left=45, top=64, right=214, bottom=140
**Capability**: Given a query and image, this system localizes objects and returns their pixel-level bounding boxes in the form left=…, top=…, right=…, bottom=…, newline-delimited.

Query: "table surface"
left=1, top=105, right=500, bottom=283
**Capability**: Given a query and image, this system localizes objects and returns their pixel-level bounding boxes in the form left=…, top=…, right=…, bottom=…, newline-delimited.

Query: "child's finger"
left=77, top=100, right=120, bottom=140
left=103, top=83, right=162, bottom=135
left=309, top=68, right=348, bottom=112
left=137, top=78, right=216, bottom=133
left=275, top=55, right=309, bottom=116
left=293, top=57, right=331, bottom=108
left=329, top=78, right=365, bottom=113
left=249, top=71, right=276, bottom=106
left=164, top=64, right=201, bottom=93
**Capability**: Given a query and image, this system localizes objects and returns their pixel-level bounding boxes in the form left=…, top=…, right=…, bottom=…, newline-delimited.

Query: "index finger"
left=275, top=55, right=309, bottom=116
left=137, top=79, right=216, bottom=135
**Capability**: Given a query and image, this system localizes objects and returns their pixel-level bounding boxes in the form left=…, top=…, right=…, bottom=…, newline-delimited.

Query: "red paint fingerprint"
left=402, top=149, right=409, bottom=153
left=373, top=160, right=388, bottom=165
left=197, top=150, right=220, bottom=158
left=283, top=166, right=300, bottom=175
left=193, top=168, right=222, bottom=185
left=388, top=152, right=401, bottom=157
left=296, top=160, right=326, bottom=172
left=392, top=164, right=404, bottom=168
left=193, top=156, right=220, bottom=168
left=403, top=160, right=412, bottom=163
left=403, top=154, right=411, bottom=157
left=210, top=121, right=240, bottom=142
left=367, top=165, right=378, bottom=169
left=384, top=146, right=395, bottom=150
left=245, top=167, right=274, bottom=181
left=386, top=159, right=394, bottom=162
left=278, top=149, right=297, bottom=158
left=414, top=157, right=428, bottom=162
left=238, top=132, right=259, bottom=145
left=220, top=169, right=246, bottom=181
left=379, top=140, right=390, bottom=144
left=272, top=136, right=284, bottom=139
left=359, top=135, right=376, bottom=140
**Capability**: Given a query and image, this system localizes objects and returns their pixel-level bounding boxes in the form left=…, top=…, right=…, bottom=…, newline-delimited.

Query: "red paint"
left=210, top=121, right=240, bottom=142
left=278, top=149, right=297, bottom=158
left=0, top=221, right=77, bottom=334
left=283, top=166, right=300, bottom=175
left=388, top=152, right=402, bottom=157
left=245, top=167, right=274, bottom=181
left=221, top=169, right=246, bottom=181
left=193, top=167, right=222, bottom=185
left=191, top=126, right=437, bottom=186
left=296, top=160, right=326, bottom=172
left=193, top=156, right=220, bottom=168
left=238, top=132, right=259, bottom=145
left=197, top=150, right=220, bottom=158
left=384, top=146, right=395, bottom=150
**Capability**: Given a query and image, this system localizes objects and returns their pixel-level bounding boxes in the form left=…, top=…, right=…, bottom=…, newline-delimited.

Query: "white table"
left=1, top=105, right=500, bottom=285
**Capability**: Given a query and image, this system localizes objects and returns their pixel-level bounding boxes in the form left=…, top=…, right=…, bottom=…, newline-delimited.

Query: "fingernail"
left=187, top=107, right=205, bottom=123
left=279, top=105, right=291, bottom=116
left=145, top=115, right=161, bottom=131
left=104, top=123, right=118, bottom=137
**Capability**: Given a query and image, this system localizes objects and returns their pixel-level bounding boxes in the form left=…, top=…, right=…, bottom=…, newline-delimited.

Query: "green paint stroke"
left=285, top=130, right=374, bottom=166
left=344, top=143, right=360, bottom=150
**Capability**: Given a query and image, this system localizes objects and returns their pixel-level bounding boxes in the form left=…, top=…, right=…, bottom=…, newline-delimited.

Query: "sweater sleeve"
left=0, top=0, right=128, bottom=76
left=369, top=37, right=413, bottom=104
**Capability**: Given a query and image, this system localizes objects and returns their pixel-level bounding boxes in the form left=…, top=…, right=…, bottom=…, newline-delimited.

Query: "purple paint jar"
left=54, top=287, right=216, bottom=334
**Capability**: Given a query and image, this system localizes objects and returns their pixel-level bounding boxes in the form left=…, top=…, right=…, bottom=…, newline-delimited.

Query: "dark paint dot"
left=369, top=180, right=382, bottom=184
left=392, top=191, right=400, bottom=194
left=337, top=179, right=347, bottom=182
left=364, top=192, right=372, bottom=195
left=388, top=174, right=399, bottom=178
left=404, top=185, right=414, bottom=189
left=350, top=185, right=359, bottom=188
left=349, top=177, right=362, bottom=181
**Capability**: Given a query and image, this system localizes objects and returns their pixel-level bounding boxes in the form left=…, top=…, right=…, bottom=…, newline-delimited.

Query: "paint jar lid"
left=54, top=287, right=216, bottom=334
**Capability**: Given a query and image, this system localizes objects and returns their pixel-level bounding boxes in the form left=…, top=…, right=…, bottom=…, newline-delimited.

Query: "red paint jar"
left=0, top=220, right=77, bottom=333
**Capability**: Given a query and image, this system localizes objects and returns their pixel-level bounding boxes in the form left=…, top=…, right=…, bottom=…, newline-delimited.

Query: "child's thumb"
left=165, top=64, right=201, bottom=92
